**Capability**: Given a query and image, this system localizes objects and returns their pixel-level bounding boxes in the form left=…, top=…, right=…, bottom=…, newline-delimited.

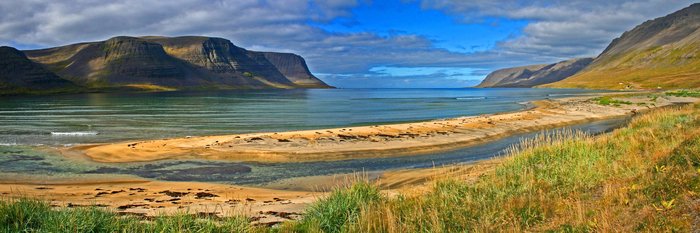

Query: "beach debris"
left=225, top=199, right=241, bottom=204
left=117, top=203, right=147, bottom=210
left=194, top=192, right=219, bottom=199
left=196, top=212, right=221, bottom=219
left=263, top=211, right=301, bottom=220
left=159, top=190, right=189, bottom=197
left=95, top=191, right=110, bottom=197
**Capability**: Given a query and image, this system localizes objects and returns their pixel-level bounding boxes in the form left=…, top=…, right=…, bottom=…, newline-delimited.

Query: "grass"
left=3, top=103, right=700, bottom=232
left=666, top=90, right=700, bottom=97
left=283, top=103, right=700, bottom=232
left=0, top=198, right=260, bottom=233
left=542, top=42, right=700, bottom=90
left=592, top=96, right=632, bottom=106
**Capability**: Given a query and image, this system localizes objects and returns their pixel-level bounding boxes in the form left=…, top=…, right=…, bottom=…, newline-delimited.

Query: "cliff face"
left=15, top=36, right=330, bottom=91
left=544, top=3, right=700, bottom=89
left=477, top=58, right=592, bottom=88
left=0, top=46, right=77, bottom=94
left=262, top=52, right=330, bottom=88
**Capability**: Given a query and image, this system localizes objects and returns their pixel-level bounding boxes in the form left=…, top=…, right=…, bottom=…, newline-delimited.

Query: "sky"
left=0, top=0, right=696, bottom=88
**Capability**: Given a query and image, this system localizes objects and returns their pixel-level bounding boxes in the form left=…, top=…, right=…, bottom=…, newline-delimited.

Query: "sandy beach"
left=72, top=94, right=698, bottom=164
left=0, top=174, right=321, bottom=226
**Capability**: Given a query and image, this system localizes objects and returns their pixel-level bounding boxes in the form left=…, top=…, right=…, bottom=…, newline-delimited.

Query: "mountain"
left=476, top=58, right=593, bottom=88
left=543, top=3, right=700, bottom=89
left=0, top=46, right=78, bottom=94
left=2, top=36, right=330, bottom=94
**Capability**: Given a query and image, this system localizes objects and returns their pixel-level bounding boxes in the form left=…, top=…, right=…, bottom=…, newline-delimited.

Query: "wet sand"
left=73, top=95, right=698, bottom=163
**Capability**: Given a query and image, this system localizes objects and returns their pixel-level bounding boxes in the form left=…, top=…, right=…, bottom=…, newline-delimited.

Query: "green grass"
left=285, top=181, right=382, bottom=233
left=592, top=96, right=632, bottom=106
left=0, top=198, right=259, bottom=233
left=666, top=90, right=700, bottom=97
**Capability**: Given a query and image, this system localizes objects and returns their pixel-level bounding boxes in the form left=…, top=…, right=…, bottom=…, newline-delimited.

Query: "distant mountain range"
left=479, top=3, right=700, bottom=89
left=0, top=36, right=330, bottom=94
left=476, top=58, right=592, bottom=88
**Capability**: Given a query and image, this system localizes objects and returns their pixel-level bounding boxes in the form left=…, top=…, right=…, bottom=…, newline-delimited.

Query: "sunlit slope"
left=543, top=3, right=700, bottom=89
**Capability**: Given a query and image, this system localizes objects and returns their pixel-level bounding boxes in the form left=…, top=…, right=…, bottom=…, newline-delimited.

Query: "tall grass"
left=286, top=103, right=700, bottom=232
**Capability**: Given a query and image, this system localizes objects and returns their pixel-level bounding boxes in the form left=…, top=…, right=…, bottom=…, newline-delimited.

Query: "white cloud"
left=0, top=0, right=696, bottom=87
left=420, top=0, right=697, bottom=60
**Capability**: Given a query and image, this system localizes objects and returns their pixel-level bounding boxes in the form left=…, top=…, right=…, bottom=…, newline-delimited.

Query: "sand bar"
left=71, top=95, right=698, bottom=163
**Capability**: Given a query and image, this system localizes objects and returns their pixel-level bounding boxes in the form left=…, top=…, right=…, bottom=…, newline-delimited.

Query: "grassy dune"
left=2, top=101, right=700, bottom=232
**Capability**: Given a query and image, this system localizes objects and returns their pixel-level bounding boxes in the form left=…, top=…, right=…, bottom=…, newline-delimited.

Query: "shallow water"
left=0, top=88, right=601, bottom=146
left=0, top=88, right=614, bottom=185
left=0, top=117, right=628, bottom=185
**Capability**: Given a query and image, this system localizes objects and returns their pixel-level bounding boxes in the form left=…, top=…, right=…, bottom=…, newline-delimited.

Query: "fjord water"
left=0, top=88, right=600, bottom=146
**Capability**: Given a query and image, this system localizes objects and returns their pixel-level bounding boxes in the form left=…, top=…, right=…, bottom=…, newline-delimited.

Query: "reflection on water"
left=0, top=117, right=628, bottom=185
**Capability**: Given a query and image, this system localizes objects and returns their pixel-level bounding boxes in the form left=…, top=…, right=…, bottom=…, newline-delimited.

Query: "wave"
left=455, top=97, right=486, bottom=100
left=50, top=131, right=99, bottom=136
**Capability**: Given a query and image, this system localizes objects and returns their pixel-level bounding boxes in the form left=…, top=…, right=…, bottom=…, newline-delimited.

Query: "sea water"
left=0, top=88, right=623, bottom=184
left=0, top=88, right=602, bottom=146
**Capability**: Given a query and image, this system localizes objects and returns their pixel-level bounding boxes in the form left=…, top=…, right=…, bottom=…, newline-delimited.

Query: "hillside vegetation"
left=544, top=4, right=700, bottom=89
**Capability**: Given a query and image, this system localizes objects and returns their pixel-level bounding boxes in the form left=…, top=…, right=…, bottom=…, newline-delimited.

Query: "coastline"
left=3, top=93, right=699, bottom=223
left=71, top=94, right=698, bottom=164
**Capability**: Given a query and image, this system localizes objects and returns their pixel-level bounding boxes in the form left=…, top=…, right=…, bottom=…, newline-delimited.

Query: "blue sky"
left=310, top=1, right=528, bottom=53
left=0, top=0, right=696, bottom=88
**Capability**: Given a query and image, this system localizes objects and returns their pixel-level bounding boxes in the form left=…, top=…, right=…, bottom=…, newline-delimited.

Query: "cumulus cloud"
left=0, top=0, right=696, bottom=87
left=420, top=0, right=697, bottom=59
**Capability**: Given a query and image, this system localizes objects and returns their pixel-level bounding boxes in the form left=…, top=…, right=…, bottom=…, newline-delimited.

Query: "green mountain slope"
left=544, top=3, right=700, bottom=89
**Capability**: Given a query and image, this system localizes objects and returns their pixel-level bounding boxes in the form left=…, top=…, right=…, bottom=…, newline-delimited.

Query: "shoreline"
left=0, top=174, right=322, bottom=225
left=71, top=94, right=697, bottom=164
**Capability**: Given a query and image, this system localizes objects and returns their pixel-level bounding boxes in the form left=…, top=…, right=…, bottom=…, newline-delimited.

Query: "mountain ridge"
left=542, top=3, right=700, bottom=89
left=0, top=46, right=79, bottom=94
left=476, top=58, right=593, bottom=88
left=1, top=36, right=331, bottom=94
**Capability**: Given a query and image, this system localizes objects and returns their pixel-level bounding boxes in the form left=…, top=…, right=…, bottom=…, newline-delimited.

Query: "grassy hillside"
left=544, top=3, right=700, bottom=90
left=3, top=96, right=700, bottom=232
left=543, top=43, right=700, bottom=89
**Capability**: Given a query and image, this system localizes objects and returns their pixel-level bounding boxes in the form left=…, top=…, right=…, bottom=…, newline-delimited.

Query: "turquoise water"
left=0, top=88, right=601, bottom=145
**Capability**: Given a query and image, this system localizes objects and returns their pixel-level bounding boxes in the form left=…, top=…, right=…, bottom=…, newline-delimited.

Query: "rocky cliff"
left=262, top=52, right=329, bottom=87
left=477, top=58, right=592, bottom=88
left=6, top=36, right=330, bottom=93
left=544, top=3, right=700, bottom=89
left=0, top=46, right=77, bottom=94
